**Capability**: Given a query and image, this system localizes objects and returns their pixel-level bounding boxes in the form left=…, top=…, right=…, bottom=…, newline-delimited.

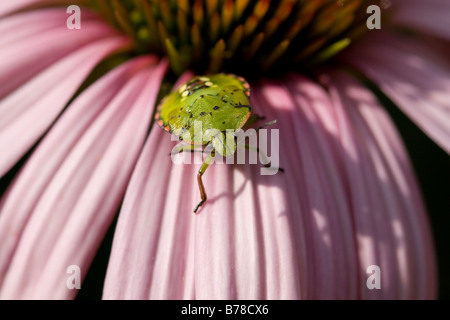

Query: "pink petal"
left=324, top=70, right=436, bottom=299
left=0, top=57, right=167, bottom=299
left=0, top=8, right=100, bottom=47
left=0, top=0, right=41, bottom=17
left=393, top=0, right=450, bottom=41
left=259, top=77, right=358, bottom=299
left=0, top=35, right=130, bottom=177
left=0, top=0, right=71, bottom=17
left=0, top=8, right=114, bottom=97
left=102, top=72, right=198, bottom=300
left=341, top=31, right=450, bottom=154
left=104, top=72, right=435, bottom=299
left=0, top=57, right=154, bottom=284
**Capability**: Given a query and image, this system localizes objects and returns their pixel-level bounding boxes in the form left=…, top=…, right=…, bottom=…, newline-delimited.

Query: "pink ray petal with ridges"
left=0, top=8, right=100, bottom=47
left=0, top=56, right=160, bottom=288
left=0, top=0, right=76, bottom=17
left=0, top=9, right=119, bottom=98
left=326, top=70, right=436, bottom=299
left=342, top=31, right=450, bottom=154
left=0, top=36, right=130, bottom=177
left=0, top=56, right=167, bottom=299
left=255, top=78, right=356, bottom=299
left=103, top=72, right=197, bottom=300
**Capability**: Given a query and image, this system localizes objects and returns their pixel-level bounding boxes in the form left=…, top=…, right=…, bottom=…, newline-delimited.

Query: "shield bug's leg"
left=170, top=144, right=205, bottom=155
left=194, top=150, right=216, bottom=213
left=241, top=119, right=278, bottom=139
left=243, top=114, right=266, bottom=128
left=243, top=144, right=284, bottom=172
left=256, top=119, right=278, bottom=131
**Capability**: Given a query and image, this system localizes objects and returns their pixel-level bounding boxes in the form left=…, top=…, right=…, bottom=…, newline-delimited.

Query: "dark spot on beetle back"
left=200, top=112, right=206, bottom=116
left=234, top=105, right=251, bottom=110
left=213, top=106, right=220, bottom=110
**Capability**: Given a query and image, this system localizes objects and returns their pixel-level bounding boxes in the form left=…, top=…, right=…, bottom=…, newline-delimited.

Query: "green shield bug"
left=155, top=73, right=281, bottom=213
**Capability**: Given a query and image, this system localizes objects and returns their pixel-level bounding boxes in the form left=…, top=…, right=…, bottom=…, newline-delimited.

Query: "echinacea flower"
left=0, top=0, right=447, bottom=299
